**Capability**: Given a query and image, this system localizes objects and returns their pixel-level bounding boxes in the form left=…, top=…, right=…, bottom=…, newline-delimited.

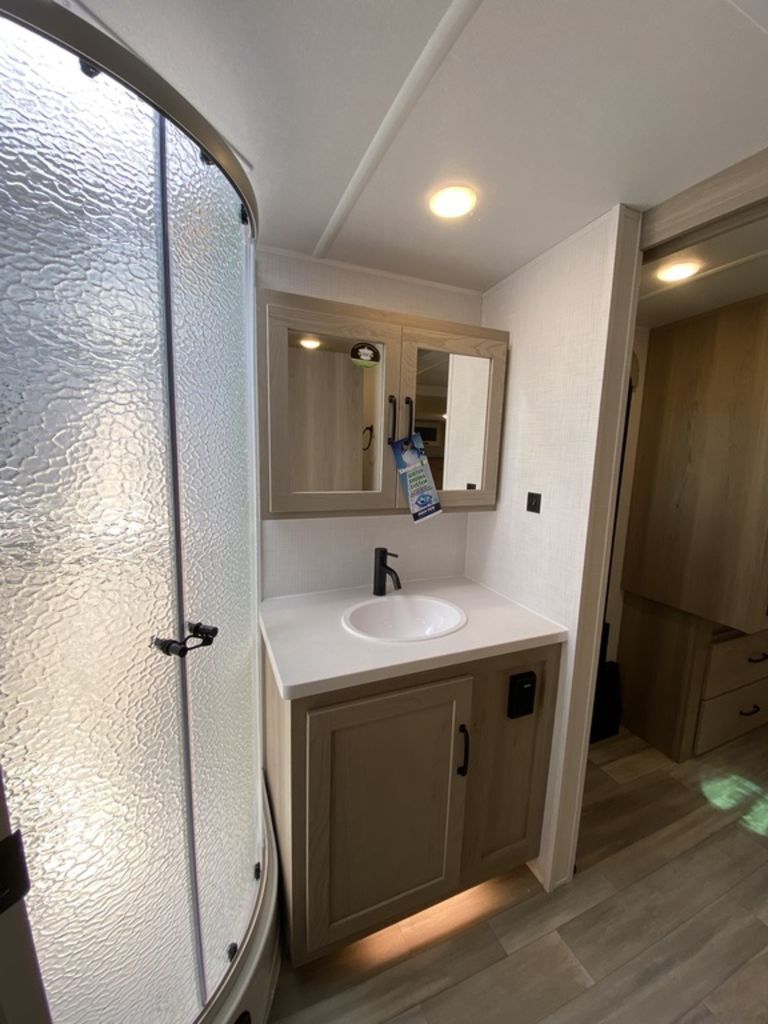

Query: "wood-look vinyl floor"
left=269, top=724, right=768, bottom=1024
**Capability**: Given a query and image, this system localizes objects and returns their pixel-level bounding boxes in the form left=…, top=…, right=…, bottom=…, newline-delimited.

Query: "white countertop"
left=260, top=576, right=567, bottom=699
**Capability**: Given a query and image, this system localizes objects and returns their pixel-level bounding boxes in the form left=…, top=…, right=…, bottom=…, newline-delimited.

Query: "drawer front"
left=704, top=628, right=768, bottom=699
left=695, top=676, right=768, bottom=755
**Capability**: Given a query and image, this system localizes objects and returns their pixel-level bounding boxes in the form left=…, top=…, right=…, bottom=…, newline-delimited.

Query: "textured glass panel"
left=0, top=20, right=199, bottom=1024
left=165, top=122, right=260, bottom=995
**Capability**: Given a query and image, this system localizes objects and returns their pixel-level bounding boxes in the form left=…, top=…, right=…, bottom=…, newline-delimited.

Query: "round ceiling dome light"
left=299, top=336, right=321, bottom=349
left=429, top=185, right=477, bottom=219
left=656, top=260, right=702, bottom=283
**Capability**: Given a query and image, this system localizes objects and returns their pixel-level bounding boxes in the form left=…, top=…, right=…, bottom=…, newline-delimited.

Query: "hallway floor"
left=269, top=724, right=768, bottom=1024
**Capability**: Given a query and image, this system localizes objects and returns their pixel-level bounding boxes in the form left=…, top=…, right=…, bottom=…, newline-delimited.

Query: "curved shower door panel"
left=0, top=21, right=199, bottom=1024
left=165, top=121, right=261, bottom=996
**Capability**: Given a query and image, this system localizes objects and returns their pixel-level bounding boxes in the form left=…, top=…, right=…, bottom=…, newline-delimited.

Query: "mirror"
left=287, top=329, right=384, bottom=492
left=414, top=349, right=490, bottom=491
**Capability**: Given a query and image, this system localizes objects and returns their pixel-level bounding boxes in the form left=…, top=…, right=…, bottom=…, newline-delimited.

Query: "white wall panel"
left=466, top=206, right=641, bottom=887
left=257, top=247, right=482, bottom=324
left=262, top=512, right=467, bottom=598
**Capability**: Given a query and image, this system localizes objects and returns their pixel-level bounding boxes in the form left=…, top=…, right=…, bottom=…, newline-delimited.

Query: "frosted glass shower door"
left=0, top=19, right=199, bottom=1024
left=165, top=123, right=261, bottom=995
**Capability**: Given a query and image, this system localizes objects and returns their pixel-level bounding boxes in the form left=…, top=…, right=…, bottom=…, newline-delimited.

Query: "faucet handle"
left=388, top=551, right=399, bottom=558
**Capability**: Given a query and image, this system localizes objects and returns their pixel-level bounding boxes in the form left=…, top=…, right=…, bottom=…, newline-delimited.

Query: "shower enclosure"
left=1, top=10, right=265, bottom=1023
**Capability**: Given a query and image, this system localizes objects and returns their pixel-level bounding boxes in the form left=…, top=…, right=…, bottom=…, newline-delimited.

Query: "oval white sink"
left=342, top=594, right=467, bottom=643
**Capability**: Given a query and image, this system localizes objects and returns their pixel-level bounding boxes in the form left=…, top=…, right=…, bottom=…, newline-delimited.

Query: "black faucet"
left=373, top=547, right=402, bottom=596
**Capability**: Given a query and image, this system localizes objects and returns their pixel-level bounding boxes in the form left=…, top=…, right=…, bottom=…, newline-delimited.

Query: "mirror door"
left=266, top=304, right=401, bottom=513
left=399, top=328, right=507, bottom=507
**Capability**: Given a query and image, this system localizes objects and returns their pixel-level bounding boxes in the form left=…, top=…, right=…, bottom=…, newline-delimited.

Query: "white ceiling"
left=65, top=0, right=768, bottom=291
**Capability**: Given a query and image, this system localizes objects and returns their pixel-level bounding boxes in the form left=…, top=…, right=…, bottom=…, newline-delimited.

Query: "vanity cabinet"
left=259, top=290, right=508, bottom=516
left=264, top=643, right=560, bottom=965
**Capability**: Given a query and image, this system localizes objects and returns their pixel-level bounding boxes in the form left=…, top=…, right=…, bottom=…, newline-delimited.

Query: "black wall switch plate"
left=508, top=671, right=537, bottom=718
left=527, top=492, right=541, bottom=513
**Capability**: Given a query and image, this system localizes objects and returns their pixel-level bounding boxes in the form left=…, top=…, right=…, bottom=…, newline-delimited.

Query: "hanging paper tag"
left=391, top=432, right=442, bottom=523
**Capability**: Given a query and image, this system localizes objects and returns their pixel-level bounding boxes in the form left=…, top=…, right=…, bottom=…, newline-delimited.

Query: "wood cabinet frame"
left=264, top=643, right=560, bottom=965
left=398, top=326, right=508, bottom=509
left=258, top=290, right=509, bottom=517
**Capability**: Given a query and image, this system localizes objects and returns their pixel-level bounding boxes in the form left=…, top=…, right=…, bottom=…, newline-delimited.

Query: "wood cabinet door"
left=305, top=676, right=472, bottom=952
left=398, top=327, right=507, bottom=509
left=460, top=647, right=559, bottom=886
left=265, top=299, right=401, bottom=514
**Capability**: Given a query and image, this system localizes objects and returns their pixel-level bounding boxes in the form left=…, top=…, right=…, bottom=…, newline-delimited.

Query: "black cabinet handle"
left=740, top=704, right=761, bottom=717
left=747, top=653, right=768, bottom=663
left=405, top=395, right=414, bottom=437
left=457, top=724, right=470, bottom=776
left=388, top=394, right=397, bottom=444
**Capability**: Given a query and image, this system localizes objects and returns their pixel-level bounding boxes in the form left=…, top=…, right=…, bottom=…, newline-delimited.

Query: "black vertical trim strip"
left=157, top=114, right=208, bottom=1008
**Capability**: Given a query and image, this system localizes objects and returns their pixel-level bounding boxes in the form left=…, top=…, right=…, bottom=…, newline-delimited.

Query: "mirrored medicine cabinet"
left=259, top=291, right=508, bottom=516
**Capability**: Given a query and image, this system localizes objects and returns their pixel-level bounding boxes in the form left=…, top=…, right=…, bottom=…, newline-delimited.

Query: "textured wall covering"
left=257, top=247, right=483, bottom=324
left=262, top=512, right=468, bottom=597
left=467, top=206, right=641, bottom=886
left=257, top=249, right=480, bottom=597
left=467, top=213, right=620, bottom=614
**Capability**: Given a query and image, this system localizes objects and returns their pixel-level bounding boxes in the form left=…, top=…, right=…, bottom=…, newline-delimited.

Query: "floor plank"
left=588, top=730, right=649, bottom=767
left=397, top=866, right=541, bottom=953
left=703, top=946, right=768, bottom=1022
left=489, top=868, right=615, bottom=955
left=383, top=1010, right=429, bottom=1024
left=597, top=801, right=742, bottom=890
left=270, top=923, right=412, bottom=1021
left=539, top=897, right=768, bottom=1024
left=730, top=862, right=768, bottom=924
left=560, top=826, right=768, bottom=980
left=270, top=924, right=505, bottom=1024
left=420, top=932, right=592, bottom=1024
left=671, top=725, right=768, bottom=794
left=674, top=1007, right=717, bottom=1024
left=581, top=762, right=624, bottom=809
left=576, top=770, right=706, bottom=870
left=601, top=746, right=676, bottom=784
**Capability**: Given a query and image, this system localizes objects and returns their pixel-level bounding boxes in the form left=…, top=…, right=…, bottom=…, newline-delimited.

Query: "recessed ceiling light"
left=656, top=260, right=702, bottom=283
left=429, top=185, right=477, bottom=219
left=299, top=336, right=321, bottom=350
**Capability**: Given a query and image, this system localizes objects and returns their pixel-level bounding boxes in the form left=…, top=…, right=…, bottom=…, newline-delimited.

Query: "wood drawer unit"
left=695, top=675, right=768, bottom=755
left=265, top=644, right=560, bottom=965
left=704, top=628, right=768, bottom=699
left=619, top=593, right=768, bottom=761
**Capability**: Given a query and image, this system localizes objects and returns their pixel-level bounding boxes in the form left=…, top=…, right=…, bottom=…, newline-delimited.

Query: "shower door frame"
left=0, top=3, right=277, bottom=1022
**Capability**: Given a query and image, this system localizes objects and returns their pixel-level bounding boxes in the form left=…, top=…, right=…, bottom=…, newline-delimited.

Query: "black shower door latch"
left=0, top=830, right=30, bottom=916
left=152, top=621, right=219, bottom=658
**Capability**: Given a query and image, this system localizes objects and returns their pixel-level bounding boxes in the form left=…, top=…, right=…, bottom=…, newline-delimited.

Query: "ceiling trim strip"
left=312, top=0, right=484, bottom=259
left=641, top=146, right=768, bottom=252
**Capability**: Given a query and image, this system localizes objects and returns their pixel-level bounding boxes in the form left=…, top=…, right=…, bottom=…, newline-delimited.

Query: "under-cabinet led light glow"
left=299, top=336, right=321, bottom=350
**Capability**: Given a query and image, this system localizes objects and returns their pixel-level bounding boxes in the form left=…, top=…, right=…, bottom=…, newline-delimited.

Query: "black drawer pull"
left=457, top=723, right=470, bottom=776
left=739, top=704, right=761, bottom=717
left=747, top=653, right=768, bottom=663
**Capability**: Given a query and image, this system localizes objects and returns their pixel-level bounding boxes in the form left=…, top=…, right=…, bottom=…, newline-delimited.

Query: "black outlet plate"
left=508, top=671, right=537, bottom=719
left=527, top=492, right=542, bottom=513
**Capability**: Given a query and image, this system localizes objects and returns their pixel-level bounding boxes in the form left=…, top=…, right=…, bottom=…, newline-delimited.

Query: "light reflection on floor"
left=700, top=774, right=768, bottom=836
